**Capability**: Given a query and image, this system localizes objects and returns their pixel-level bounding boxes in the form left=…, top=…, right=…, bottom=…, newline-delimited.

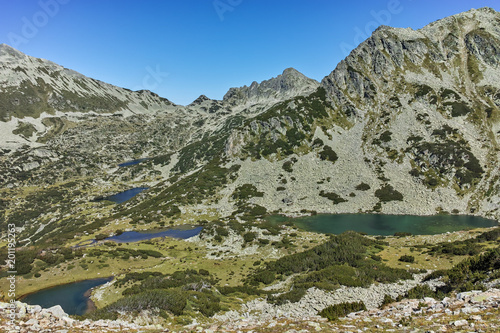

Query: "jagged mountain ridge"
left=0, top=43, right=318, bottom=154
left=321, top=7, right=500, bottom=116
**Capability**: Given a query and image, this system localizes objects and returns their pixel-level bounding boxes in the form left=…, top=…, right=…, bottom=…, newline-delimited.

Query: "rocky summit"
left=1, top=7, right=500, bottom=333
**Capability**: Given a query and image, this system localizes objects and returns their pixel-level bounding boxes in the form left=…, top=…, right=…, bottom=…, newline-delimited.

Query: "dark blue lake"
left=118, top=158, right=149, bottom=167
left=21, top=278, right=112, bottom=316
left=267, top=214, right=498, bottom=236
left=73, top=226, right=203, bottom=248
left=104, top=187, right=149, bottom=204
left=106, top=226, right=203, bottom=243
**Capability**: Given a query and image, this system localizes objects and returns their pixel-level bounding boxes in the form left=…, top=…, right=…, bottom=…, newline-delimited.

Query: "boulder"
left=46, top=305, right=68, bottom=319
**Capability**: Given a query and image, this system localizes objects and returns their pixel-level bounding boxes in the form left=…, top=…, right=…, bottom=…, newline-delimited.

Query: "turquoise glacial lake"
left=267, top=214, right=498, bottom=235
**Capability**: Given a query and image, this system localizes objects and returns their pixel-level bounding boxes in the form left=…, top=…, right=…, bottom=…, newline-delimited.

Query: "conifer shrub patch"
left=375, top=184, right=403, bottom=202
left=319, top=301, right=367, bottom=321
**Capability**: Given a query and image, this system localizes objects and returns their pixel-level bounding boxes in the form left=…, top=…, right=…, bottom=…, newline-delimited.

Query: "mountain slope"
left=168, top=7, right=500, bottom=220
left=0, top=43, right=177, bottom=122
left=0, top=46, right=318, bottom=154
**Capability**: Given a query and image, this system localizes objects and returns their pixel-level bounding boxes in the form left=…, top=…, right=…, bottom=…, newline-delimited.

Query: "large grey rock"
left=46, top=305, right=68, bottom=319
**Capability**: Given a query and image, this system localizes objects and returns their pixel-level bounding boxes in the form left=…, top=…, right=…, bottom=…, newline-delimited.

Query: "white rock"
left=453, top=319, right=468, bottom=327
left=46, top=305, right=68, bottom=319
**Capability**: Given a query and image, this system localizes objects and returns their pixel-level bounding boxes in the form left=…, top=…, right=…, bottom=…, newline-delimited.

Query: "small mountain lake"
left=118, top=158, right=149, bottom=167
left=102, top=187, right=149, bottom=204
left=21, top=278, right=112, bottom=316
left=73, top=226, right=202, bottom=247
left=106, top=226, right=203, bottom=243
left=267, top=214, right=498, bottom=235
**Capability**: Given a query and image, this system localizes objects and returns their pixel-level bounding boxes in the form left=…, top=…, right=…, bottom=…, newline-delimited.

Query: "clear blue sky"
left=1, top=0, right=498, bottom=105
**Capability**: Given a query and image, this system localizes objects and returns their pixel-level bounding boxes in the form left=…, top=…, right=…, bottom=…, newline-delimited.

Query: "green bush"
left=218, top=285, right=264, bottom=296
left=312, top=138, right=324, bottom=147
left=268, top=288, right=306, bottom=305
left=381, top=294, right=395, bottom=307
left=215, top=227, right=229, bottom=237
left=231, top=184, right=264, bottom=200
left=251, top=271, right=276, bottom=285
left=394, top=232, right=412, bottom=237
left=375, top=184, right=403, bottom=202
left=319, top=301, right=366, bottom=321
left=398, top=255, right=415, bottom=263
left=16, top=249, right=37, bottom=275
left=319, top=146, right=338, bottom=163
left=319, top=191, right=347, bottom=204
left=189, top=291, right=220, bottom=317
left=286, top=127, right=306, bottom=146
left=243, top=232, right=256, bottom=243
left=95, top=234, right=108, bottom=241
left=355, top=183, right=371, bottom=191
left=380, top=131, right=392, bottom=143
left=282, top=161, right=294, bottom=172
left=104, top=289, right=186, bottom=316
left=405, top=285, right=436, bottom=299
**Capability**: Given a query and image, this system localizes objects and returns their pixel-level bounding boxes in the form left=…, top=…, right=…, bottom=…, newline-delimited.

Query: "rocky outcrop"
left=0, top=301, right=161, bottom=332
left=214, top=273, right=444, bottom=322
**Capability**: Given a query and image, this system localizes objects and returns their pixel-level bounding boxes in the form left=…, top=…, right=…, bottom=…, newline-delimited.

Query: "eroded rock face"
left=321, top=8, right=500, bottom=111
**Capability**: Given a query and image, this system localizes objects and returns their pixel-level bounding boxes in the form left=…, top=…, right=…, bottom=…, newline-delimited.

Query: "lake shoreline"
left=19, top=277, right=113, bottom=315
left=84, top=288, right=97, bottom=314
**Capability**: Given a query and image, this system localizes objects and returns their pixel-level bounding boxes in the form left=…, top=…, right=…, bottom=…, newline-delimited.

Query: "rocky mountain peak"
left=281, top=67, right=304, bottom=77
left=189, top=95, right=212, bottom=106
left=223, top=67, right=320, bottom=110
